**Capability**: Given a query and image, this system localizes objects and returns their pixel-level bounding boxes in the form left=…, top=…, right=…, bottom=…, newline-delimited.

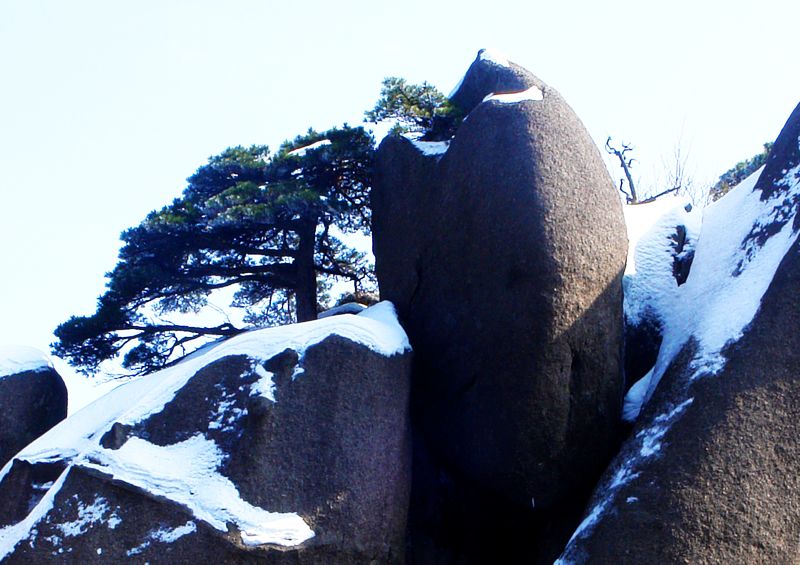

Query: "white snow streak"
left=81, top=435, right=314, bottom=546
left=251, top=365, right=276, bottom=402
left=483, top=86, right=543, bottom=104
left=127, top=521, right=197, bottom=556
left=287, top=139, right=331, bottom=157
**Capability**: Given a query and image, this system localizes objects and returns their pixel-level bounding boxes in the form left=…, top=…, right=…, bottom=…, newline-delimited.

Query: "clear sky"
left=1, top=0, right=799, bottom=399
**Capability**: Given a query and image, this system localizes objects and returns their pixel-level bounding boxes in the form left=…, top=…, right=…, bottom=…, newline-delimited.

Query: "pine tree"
left=710, top=142, right=773, bottom=201
left=365, top=77, right=461, bottom=140
left=53, top=125, right=375, bottom=376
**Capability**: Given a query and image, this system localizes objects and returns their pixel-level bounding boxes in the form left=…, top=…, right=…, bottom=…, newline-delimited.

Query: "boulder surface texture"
left=559, top=102, right=800, bottom=564
left=372, top=49, right=627, bottom=562
left=0, top=348, right=67, bottom=468
left=0, top=303, right=412, bottom=564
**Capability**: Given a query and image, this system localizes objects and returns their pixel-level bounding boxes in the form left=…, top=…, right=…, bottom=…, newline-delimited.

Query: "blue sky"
left=1, top=0, right=799, bottom=387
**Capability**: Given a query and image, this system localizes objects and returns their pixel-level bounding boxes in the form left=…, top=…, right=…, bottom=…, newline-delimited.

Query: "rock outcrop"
left=0, top=303, right=412, bottom=564
left=0, top=347, right=67, bottom=468
left=559, top=102, right=800, bottom=564
left=372, top=50, right=627, bottom=561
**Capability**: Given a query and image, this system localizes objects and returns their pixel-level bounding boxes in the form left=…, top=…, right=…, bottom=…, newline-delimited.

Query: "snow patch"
left=483, top=86, right=543, bottom=104
left=0, top=345, right=52, bottom=378
left=409, top=139, right=450, bottom=157
left=622, top=197, right=700, bottom=327
left=80, top=435, right=314, bottom=546
left=318, top=302, right=367, bottom=319
left=127, top=521, right=197, bottom=556
left=251, top=365, right=276, bottom=402
left=638, top=398, right=694, bottom=457
left=152, top=520, right=197, bottom=543
left=642, top=166, right=799, bottom=405
left=410, top=139, right=450, bottom=156
left=207, top=388, right=245, bottom=432
left=478, top=48, right=510, bottom=67
left=287, top=139, right=331, bottom=157
left=56, top=496, right=116, bottom=537
left=622, top=367, right=652, bottom=422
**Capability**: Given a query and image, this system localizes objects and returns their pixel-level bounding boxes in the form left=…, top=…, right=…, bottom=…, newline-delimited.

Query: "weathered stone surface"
left=0, top=364, right=67, bottom=468
left=559, top=102, right=800, bottom=564
left=373, top=51, right=627, bottom=561
left=0, top=307, right=412, bottom=563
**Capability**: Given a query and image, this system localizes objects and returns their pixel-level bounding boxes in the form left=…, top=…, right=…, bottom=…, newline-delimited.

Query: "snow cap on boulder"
left=0, top=303, right=412, bottom=563
left=0, top=346, right=67, bottom=469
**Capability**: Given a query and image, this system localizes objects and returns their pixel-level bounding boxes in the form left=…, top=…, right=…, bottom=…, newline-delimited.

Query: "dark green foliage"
left=54, top=126, right=376, bottom=376
left=365, top=77, right=462, bottom=140
left=710, top=142, right=773, bottom=201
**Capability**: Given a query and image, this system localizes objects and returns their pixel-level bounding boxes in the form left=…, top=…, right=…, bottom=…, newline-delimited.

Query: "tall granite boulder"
left=559, top=102, right=800, bottom=564
left=0, top=303, right=412, bottom=564
left=372, top=50, right=627, bottom=561
left=0, top=347, right=67, bottom=468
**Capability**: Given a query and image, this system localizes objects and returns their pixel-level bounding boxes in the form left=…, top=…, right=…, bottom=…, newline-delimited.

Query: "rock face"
left=559, top=102, right=800, bottom=564
left=0, top=347, right=67, bottom=468
left=372, top=50, right=627, bottom=561
left=0, top=303, right=412, bottom=564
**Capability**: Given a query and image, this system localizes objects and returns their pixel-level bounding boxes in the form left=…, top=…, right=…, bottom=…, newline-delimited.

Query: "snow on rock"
left=0, top=301, right=412, bottom=561
left=478, top=47, right=510, bottom=67
left=317, top=301, right=367, bottom=318
left=5, top=301, right=408, bottom=471
left=624, top=165, right=797, bottom=420
left=560, top=126, right=800, bottom=560
left=0, top=345, right=52, bottom=378
left=80, top=434, right=313, bottom=545
left=127, top=521, right=196, bottom=556
left=409, top=139, right=450, bottom=157
left=622, top=196, right=700, bottom=326
left=483, top=85, right=544, bottom=104
left=251, top=364, right=276, bottom=402
left=621, top=196, right=701, bottom=411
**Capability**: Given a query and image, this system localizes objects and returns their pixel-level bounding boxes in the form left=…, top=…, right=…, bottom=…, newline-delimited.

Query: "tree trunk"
left=295, top=218, right=318, bottom=322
